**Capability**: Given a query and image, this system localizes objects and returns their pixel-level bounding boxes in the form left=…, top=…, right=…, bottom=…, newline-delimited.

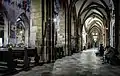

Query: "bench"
left=11, top=47, right=29, bottom=69
left=0, top=48, right=16, bottom=73
left=26, top=47, right=40, bottom=65
left=11, top=47, right=40, bottom=70
left=0, top=47, right=40, bottom=75
left=11, top=48, right=25, bottom=59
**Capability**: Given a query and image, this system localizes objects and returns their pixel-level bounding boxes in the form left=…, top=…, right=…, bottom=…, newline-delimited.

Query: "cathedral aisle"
left=14, top=48, right=120, bottom=76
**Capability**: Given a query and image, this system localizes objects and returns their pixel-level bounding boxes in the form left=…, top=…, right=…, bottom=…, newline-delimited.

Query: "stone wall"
left=31, top=0, right=42, bottom=47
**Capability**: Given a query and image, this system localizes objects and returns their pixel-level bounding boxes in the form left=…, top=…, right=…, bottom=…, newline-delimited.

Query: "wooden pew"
left=0, top=47, right=40, bottom=72
left=11, top=47, right=30, bottom=70
left=0, top=48, right=16, bottom=73
left=26, top=47, right=40, bottom=65
left=11, top=48, right=25, bottom=59
left=11, top=47, right=40, bottom=70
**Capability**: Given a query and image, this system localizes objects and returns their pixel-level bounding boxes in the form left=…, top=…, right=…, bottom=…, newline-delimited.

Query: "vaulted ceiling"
left=73, top=0, right=115, bottom=42
left=74, top=0, right=114, bottom=36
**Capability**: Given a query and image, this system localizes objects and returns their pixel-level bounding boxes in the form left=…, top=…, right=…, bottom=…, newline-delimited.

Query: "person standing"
left=99, top=44, right=104, bottom=56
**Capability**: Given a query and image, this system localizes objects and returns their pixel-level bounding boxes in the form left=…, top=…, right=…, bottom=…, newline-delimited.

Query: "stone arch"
left=0, top=4, right=9, bottom=46
left=14, top=12, right=30, bottom=47
left=74, top=0, right=114, bottom=50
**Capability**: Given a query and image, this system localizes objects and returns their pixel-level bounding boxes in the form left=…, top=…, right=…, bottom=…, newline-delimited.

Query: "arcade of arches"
left=0, top=0, right=120, bottom=71
left=35, top=0, right=119, bottom=57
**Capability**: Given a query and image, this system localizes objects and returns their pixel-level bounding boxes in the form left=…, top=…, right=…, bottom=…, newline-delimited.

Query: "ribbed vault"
left=71, top=0, right=115, bottom=48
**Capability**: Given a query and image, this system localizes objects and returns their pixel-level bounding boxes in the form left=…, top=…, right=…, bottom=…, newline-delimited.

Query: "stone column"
left=80, top=23, right=83, bottom=51
left=46, top=0, right=55, bottom=62
left=25, top=28, right=28, bottom=47
left=65, top=4, right=67, bottom=56
left=67, top=4, right=72, bottom=55
left=118, top=1, right=120, bottom=53
left=106, top=20, right=110, bottom=46
left=107, top=10, right=110, bottom=46
left=75, top=19, right=79, bottom=52
left=4, top=15, right=8, bottom=46
left=67, top=11, right=70, bottom=55
left=116, top=1, right=120, bottom=53
left=51, top=0, right=55, bottom=62
left=33, top=0, right=42, bottom=55
left=103, top=19, right=107, bottom=47
left=40, top=0, right=45, bottom=62
left=114, top=0, right=119, bottom=52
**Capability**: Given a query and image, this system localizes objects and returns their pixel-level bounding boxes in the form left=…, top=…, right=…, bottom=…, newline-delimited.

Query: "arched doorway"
left=16, top=19, right=25, bottom=47
left=9, top=13, right=30, bottom=47
left=0, top=5, right=9, bottom=47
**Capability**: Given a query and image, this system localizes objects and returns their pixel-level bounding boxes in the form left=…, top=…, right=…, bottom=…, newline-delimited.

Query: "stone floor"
left=13, top=48, right=120, bottom=76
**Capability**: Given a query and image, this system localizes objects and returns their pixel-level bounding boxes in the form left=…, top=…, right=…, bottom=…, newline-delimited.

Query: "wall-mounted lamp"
left=53, top=18, right=57, bottom=22
left=20, top=31, right=23, bottom=34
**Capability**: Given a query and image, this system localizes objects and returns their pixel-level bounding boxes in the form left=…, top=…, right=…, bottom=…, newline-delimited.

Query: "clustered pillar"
left=45, top=0, right=55, bottom=62
left=114, top=0, right=120, bottom=53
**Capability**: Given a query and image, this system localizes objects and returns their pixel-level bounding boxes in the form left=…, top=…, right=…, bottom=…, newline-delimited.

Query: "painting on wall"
left=10, top=25, right=16, bottom=38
